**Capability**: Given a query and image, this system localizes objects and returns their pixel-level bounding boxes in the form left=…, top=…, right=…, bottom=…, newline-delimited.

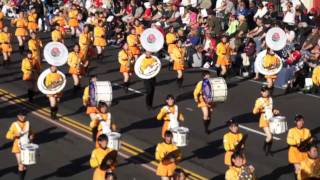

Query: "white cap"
left=144, top=2, right=151, bottom=8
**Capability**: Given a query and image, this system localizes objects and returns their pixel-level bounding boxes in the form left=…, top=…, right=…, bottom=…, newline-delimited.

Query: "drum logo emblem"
left=51, top=47, right=61, bottom=57
left=147, top=34, right=156, bottom=44
left=271, top=33, right=280, bottom=42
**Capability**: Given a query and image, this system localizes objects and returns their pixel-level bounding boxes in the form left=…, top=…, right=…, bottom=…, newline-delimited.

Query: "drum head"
left=44, top=42, right=69, bottom=66
left=202, top=79, right=213, bottom=104
left=134, top=54, right=161, bottom=79
left=108, top=132, right=121, bottom=138
left=21, top=143, right=39, bottom=150
left=140, top=28, right=164, bottom=52
left=255, top=50, right=283, bottom=76
left=94, top=81, right=112, bottom=106
left=37, top=68, right=66, bottom=95
left=266, top=27, right=287, bottom=51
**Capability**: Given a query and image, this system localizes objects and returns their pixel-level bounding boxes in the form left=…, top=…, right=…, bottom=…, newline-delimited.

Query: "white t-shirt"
left=254, top=7, right=268, bottom=19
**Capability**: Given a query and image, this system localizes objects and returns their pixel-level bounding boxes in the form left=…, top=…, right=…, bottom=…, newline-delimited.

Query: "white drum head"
left=43, top=42, right=69, bottom=66
left=21, top=143, right=39, bottom=150
left=134, top=54, right=161, bottom=79
left=108, top=132, right=121, bottom=139
left=270, top=116, right=286, bottom=122
left=255, top=50, right=283, bottom=76
left=95, top=81, right=112, bottom=106
left=266, top=27, right=287, bottom=51
left=140, top=28, right=164, bottom=52
left=37, top=68, right=66, bottom=95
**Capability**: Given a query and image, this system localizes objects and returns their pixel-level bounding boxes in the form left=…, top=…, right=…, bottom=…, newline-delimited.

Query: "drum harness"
left=165, top=105, right=179, bottom=130
left=14, top=121, right=30, bottom=148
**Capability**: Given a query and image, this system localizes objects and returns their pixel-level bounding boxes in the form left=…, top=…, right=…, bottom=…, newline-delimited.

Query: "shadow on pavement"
left=181, top=139, right=223, bottom=161
left=259, top=164, right=294, bottom=180
left=34, top=127, right=67, bottom=145
left=0, top=165, right=17, bottom=178
left=120, top=117, right=162, bottom=134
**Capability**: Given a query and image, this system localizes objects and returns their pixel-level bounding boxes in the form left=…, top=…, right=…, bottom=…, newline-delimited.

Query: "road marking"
left=112, top=82, right=144, bottom=94
left=0, top=89, right=207, bottom=180
left=239, top=125, right=281, bottom=141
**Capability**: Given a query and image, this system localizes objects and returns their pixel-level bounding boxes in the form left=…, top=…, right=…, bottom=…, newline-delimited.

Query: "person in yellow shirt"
left=44, top=66, right=64, bottom=120
left=134, top=19, right=144, bottom=36
left=21, top=50, right=39, bottom=102
left=11, top=12, right=28, bottom=55
left=28, top=32, right=43, bottom=63
left=0, top=26, right=13, bottom=66
left=83, top=75, right=98, bottom=129
left=157, top=95, right=184, bottom=138
left=51, top=24, right=64, bottom=43
left=155, top=131, right=181, bottom=180
left=166, top=26, right=177, bottom=55
left=263, top=48, right=281, bottom=90
left=223, top=120, right=245, bottom=166
left=312, top=65, right=320, bottom=93
left=252, top=86, right=280, bottom=156
left=0, top=11, right=4, bottom=30
left=193, top=71, right=213, bottom=134
left=216, top=36, right=231, bottom=77
left=118, top=43, right=134, bottom=92
left=51, top=11, right=67, bottom=36
left=94, top=102, right=117, bottom=147
left=225, top=152, right=255, bottom=180
left=297, top=144, right=320, bottom=180
left=90, top=134, right=117, bottom=180
left=68, top=4, right=79, bottom=38
left=287, top=114, right=312, bottom=174
left=27, top=8, right=38, bottom=33
left=94, top=20, right=107, bottom=59
left=79, top=25, right=92, bottom=72
left=170, top=40, right=186, bottom=88
left=68, top=44, right=84, bottom=92
left=6, top=111, right=34, bottom=180
left=127, top=28, right=141, bottom=60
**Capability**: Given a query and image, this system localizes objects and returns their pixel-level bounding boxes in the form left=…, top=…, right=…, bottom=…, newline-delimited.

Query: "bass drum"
left=203, top=78, right=228, bottom=103
left=95, top=81, right=113, bottom=106
left=37, top=68, right=66, bottom=95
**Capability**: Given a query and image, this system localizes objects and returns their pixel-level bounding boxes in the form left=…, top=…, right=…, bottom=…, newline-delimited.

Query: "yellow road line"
left=0, top=88, right=208, bottom=180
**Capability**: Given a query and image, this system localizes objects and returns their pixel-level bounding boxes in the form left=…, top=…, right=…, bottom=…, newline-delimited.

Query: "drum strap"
left=166, top=105, right=179, bottom=130
left=101, top=113, right=112, bottom=135
left=261, top=97, right=273, bottom=121
left=14, top=121, right=29, bottom=147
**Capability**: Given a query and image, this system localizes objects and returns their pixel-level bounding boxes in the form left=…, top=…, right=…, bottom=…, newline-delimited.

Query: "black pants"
left=144, top=78, right=156, bottom=107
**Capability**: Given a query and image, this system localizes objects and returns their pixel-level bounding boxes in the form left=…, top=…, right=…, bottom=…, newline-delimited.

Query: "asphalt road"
left=0, top=24, right=320, bottom=180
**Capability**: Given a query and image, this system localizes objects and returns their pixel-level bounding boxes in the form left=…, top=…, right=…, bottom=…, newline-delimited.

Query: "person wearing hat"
left=253, top=86, right=279, bottom=156
left=45, top=66, right=64, bottom=120
left=297, top=144, right=320, bottom=180
left=170, top=39, right=186, bottom=88
left=225, top=152, right=255, bottom=180
left=90, top=134, right=117, bottom=180
left=223, top=120, right=245, bottom=166
left=157, top=95, right=184, bottom=138
left=21, top=50, right=40, bottom=102
left=155, top=130, right=181, bottom=180
left=6, top=111, right=34, bottom=180
left=216, top=35, right=231, bottom=77
left=193, top=70, right=214, bottom=134
left=287, top=114, right=312, bottom=175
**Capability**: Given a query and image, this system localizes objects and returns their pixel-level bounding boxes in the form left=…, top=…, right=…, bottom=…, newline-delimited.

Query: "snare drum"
left=107, top=132, right=121, bottom=150
left=20, top=143, right=39, bottom=165
left=208, top=78, right=228, bottom=102
left=95, top=81, right=113, bottom=106
left=172, top=127, right=189, bottom=147
left=269, top=116, right=287, bottom=134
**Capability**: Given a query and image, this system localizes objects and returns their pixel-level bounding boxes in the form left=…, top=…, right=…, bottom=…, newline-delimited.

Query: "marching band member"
left=287, top=114, right=312, bottom=174
left=68, top=4, right=80, bottom=38
left=12, top=12, right=28, bottom=55
left=51, top=11, right=67, bottom=36
left=0, top=11, right=4, bottom=30
left=263, top=48, right=281, bottom=90
left=193, top=71, right=213, bottom=134
left=51, top=24, right=64, bottom=43
left=21, top=50, right=40, bottom=102
left=45, top=66, right=63, bottom=120
left=28, top=32, right=43, bottom=64
left=94, top=20, right=107, bottom=59
left=95, top=103, right=117, bottom=147
left=118, top=43, right=134, bottom=92
left=311, top=65, right=320, bottom=93
left=297, top=144, right=320, bottom=180
left=90, top=134, right=117, bottom=180
left=83, top=75, right=98, bottom=131
left=157, top=95, right=184, bottom=138
left=223, top=120, right=245, bottom=167
left=225, top=152, right=255, bottom=180
left=0, top=26, right=13, bottom=66
left=166, top=26, right=177, bottom=55
left=79, top=25, right=93, bottom=73
left=155, top=131, right=181, bottom=180
left=134, top=19, right=144, bottom=36
left=6, top=111, right=34, bottom=180
left=127, top=28, right=141, bottom=60
left=27, top=8, right=38, bottom=33
left=68, top=44, right=84, bottom=92
left=143, top=51, right=157, bottom=109
left=170, top=40, right=186, bottom=88
left=252, top=86, right=279, bottom=156
left=216, top=36, right=231, bottom=77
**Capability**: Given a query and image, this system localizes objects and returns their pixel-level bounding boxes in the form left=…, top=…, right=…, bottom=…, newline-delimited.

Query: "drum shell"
left=20, top=144, right=39, bottom=165
left=172, top=127, right=189, bottom=147
left=208, top=78, right=228, bottom=102
left=94, top=81, right=113, bottom=106
left=269, top=116, right=287, bottom=134
left=107, top=133, right=121, bottom=150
